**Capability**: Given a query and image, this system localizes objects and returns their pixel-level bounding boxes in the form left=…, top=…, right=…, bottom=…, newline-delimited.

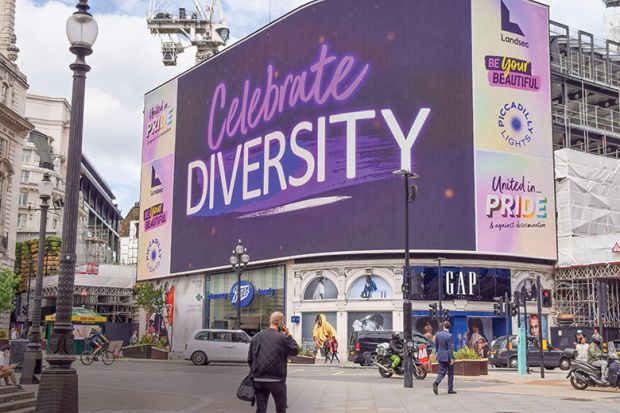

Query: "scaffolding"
left=555, top=265, right=620, bottom=329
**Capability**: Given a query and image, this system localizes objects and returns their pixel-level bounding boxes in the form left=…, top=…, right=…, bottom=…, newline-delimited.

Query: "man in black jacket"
left=248, top=311, right=298, bottom=413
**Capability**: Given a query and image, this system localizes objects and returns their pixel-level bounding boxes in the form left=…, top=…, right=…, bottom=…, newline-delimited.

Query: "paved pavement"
left=65, top=359, right=620, bottom=413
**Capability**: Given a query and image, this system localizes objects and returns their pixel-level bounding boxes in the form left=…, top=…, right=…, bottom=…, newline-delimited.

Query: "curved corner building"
left=138, top=0, right=559, bottom=355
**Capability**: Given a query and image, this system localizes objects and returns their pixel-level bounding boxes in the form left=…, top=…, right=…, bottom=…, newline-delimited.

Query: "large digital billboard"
left=138, top=0, right=556, bottom=279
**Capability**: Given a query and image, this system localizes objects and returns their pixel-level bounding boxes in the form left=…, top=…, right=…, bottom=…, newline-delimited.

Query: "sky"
left=14, top=0, right=606, bottom=215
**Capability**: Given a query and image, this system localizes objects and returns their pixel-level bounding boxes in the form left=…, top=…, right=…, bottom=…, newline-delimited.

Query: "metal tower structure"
left=147, top=0, right=230, bottom=66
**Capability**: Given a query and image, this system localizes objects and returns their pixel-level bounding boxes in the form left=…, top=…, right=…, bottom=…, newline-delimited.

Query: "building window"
left=18, top=192, right=28, bottom=206
left=21, top=149, right=32, bottom=163
left=0, top=139, right=7, bottom=158
left=20, top=170, right=29, bottom=184
left=17, top=213, right=27, bottom=228
left=0, top=83, right=8, bottom=105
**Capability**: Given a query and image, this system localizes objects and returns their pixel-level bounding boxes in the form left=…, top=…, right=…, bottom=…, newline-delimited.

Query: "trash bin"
left=9, top=339, right=28, bottom=371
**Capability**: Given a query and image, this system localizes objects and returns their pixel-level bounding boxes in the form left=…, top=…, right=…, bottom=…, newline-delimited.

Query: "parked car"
left=348, top=330, right=434, bottom=365
left=183, top=329, right=251, bottom=365
left=488, top=335, right=570, bottom=370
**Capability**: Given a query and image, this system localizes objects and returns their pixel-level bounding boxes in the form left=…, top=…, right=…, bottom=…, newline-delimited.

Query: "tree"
left=134, top=282, right=164, bottom=315
left=0, top=267, right=20, bottom=313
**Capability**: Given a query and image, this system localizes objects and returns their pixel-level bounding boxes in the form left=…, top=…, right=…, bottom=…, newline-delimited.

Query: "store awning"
left=45, top=307, right=107, bottom=323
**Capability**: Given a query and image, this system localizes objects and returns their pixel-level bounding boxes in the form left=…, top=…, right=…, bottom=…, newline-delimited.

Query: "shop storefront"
left=289, top=259, right=555, bottom=357
left=204, top=266, right=285, bottom=335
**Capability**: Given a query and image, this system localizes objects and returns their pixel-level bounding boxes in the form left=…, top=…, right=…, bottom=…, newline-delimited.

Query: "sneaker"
left=432, top=382, right=438, bottom=395
left=448, top=389, right=457, bottom=394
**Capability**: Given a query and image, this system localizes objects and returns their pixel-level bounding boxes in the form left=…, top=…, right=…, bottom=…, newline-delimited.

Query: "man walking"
left=433, top=321, right=456, bottom=395
left=248, top=311, right=299, bottom=413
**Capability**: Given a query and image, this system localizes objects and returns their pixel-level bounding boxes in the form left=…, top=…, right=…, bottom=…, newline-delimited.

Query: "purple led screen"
left=172, top=0, right=475, bottom=272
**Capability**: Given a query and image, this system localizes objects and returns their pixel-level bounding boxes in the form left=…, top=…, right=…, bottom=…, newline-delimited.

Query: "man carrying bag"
left=244, top=311, right=298, bottom=413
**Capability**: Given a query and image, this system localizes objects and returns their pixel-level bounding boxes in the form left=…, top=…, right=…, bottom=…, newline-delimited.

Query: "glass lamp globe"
left=66, top=11, right=98, bottom=47
left=240, top=253, right=250, bottom=264
left=229, top=255, right=239, bottom=266
left=38, top=175, right=54, bottom=198
left=235, top=243, right=245, bottom=255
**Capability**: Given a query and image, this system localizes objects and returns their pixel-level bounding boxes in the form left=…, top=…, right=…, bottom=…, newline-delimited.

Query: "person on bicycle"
left=88, top=327, right=109, bottom=359
left=389, top=332, right=404, bottom=371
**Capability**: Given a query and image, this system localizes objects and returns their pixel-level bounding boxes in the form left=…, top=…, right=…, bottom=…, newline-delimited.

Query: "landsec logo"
left=485, top=55, right=540, bottom=92
left=497, top=101, right=533, bottom=148
left=500, top=0, right=529, bottom=48
left=146, top=238, right=163, bottom=272
left=150, top=166, right=163, bottom=195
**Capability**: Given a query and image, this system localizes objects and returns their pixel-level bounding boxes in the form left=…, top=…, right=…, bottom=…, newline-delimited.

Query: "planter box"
left=122, top=344, right=153, bottom=359
left=431, top=359, right=488, bottom=376
left=151, top=347, right=169, bottom=360
left=288, top=355, right=315, bottom=364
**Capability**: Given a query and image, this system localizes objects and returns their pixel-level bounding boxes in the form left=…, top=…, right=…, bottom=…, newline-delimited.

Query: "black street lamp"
left=21, top=173, right=53, bottom=384
left=392, top=169, right=419, bottom=389
left=229, top=240, right=250, bottom=330
left=36, top=2, right=97, bottom=411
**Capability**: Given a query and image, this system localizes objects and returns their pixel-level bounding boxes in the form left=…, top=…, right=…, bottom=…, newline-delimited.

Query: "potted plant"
left=122, top=283, right=166, bottom=359
left=288, top=346, right=316, bottom=364
left=431, top=346, right=488, bottom=376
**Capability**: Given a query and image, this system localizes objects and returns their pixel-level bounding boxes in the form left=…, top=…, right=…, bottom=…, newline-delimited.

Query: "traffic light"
left=493, top=296, right=503, bottom=316
left=510, top=301, right=518, bottom=317
left=442, top=308, right=450, bottom=319
left=542, top=289, right=552, bottom=308
left=428, top=303, right=437, bottom=318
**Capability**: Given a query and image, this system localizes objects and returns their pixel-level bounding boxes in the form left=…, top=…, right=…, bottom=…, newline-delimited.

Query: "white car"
left=183, top=329, right=251, bottom=365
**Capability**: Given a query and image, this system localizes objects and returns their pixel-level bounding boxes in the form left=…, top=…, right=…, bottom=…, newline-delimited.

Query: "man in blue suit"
left=433, top=320, right=456, bottom=395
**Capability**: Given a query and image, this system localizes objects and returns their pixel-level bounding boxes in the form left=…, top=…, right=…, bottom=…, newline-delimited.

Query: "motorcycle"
left=565, top=345, right=620, bottom=391
left=374, top=342, right=427, bottom=380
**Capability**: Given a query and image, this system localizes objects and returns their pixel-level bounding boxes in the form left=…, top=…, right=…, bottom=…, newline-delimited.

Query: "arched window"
left=303, top=276, right=338, bottom=300
left=348, top=274, right=393, bottom=299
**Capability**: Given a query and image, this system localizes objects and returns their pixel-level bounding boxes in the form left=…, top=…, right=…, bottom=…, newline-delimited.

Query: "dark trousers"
left=435, top=361, right=454, bottom=390
left=254, top=381, right=287, bottom=413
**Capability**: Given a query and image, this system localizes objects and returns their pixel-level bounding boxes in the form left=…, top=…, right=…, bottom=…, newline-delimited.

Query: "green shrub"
left=453, top=346, right=481, bottom=360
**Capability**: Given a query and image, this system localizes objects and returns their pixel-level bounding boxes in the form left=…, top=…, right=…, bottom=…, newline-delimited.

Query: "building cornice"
left=0, top=104, right=33, bottom=135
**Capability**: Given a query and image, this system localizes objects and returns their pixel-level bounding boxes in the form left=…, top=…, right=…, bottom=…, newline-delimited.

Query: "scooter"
left=374, top=342, right=427, bottom=380
left=565, top=346, right=620, bottom=391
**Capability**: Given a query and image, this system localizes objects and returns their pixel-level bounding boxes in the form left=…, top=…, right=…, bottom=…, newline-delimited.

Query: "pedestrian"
left=433, top=321, right=456, bottom=395
left=330, top=337, right=340, bottom=364
left=323, top=335, right=331, bottom=363
left=129, top=330, right=139, bottom=345
left=0, top=346, right=22, bottom=389
left=575, top=334, right=589, bottom=362
left=248, top=311, right=298, bottom=413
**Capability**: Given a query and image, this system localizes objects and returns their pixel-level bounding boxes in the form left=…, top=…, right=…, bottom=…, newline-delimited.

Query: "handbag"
left=237, top=375, right=255, bottom=406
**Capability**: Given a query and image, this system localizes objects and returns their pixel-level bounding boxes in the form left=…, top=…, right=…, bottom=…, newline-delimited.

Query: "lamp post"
left=21, top=173, right=53, bottom=384
left=229, top=240, right=250, bottom=330
left=36, top=2, right=97, bottom=411
left=392, top=169, right=419, bottom=389
left=434, top=257, right=446, bottom=324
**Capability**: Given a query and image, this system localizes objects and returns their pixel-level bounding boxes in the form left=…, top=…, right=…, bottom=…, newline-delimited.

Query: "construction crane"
left=147, top=0, right=230, bottom=66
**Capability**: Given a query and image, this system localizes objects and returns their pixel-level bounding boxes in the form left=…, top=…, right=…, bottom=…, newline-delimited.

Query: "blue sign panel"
left=230, top=280, right=255, bottom=308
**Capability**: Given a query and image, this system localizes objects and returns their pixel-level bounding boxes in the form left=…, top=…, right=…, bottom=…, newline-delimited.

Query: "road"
left=75, top=359, right=620, bottom=413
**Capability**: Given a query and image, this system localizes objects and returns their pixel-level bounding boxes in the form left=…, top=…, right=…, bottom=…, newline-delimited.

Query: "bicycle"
left=81, top=342, right=114, bottom=366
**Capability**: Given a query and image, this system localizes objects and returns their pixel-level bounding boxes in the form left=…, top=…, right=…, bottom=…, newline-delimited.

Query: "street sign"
left=612, top=242, right=620, bottom=253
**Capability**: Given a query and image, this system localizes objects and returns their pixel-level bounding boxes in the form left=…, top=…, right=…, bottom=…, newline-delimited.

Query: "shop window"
left=348, top=274, right=393, bottom=300
left=304, top=276, right=338, bottom=300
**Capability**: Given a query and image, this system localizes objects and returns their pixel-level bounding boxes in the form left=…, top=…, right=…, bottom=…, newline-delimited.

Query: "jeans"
left=254, top=381, right=287, bottom=413
left=332, top=352, right=340, bottom=363
left=591, top=360, right=608, bottom=381
left=435, top=361, right=454, bottom=391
